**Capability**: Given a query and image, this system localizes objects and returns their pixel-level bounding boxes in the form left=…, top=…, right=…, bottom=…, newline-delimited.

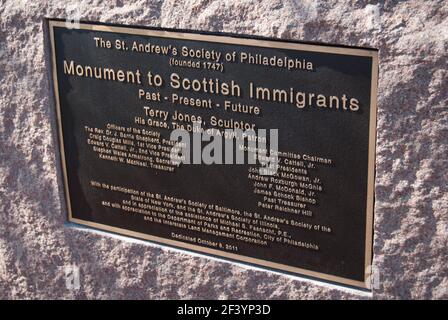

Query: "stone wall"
left=0, top=0, right=446, bottom=299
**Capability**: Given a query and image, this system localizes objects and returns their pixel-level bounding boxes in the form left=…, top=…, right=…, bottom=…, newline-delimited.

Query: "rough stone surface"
left=0, top=0, right=447, bottom=299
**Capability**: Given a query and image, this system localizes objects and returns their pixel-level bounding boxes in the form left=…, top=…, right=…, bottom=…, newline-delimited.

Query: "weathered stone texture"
left=0, top=0, right=446, bottom=299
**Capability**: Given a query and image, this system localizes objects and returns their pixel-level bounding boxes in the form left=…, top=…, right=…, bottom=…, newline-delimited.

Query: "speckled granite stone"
left=0, top=0, right=447, bottom=299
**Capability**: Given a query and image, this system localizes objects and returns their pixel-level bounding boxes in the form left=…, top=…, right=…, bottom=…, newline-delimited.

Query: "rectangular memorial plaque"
left=48, top=19, right=378, bottom=289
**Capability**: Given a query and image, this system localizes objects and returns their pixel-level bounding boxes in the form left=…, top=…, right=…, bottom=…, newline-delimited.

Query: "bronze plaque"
left=48, top=19, right=378, bottom=289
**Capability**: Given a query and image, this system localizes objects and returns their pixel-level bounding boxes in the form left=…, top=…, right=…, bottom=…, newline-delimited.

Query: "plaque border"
left=48, top=19, right=378, bottom=290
